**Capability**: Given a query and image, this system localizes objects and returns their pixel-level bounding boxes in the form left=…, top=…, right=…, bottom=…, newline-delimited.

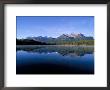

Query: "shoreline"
left=16, top=45, right=94, bottom=47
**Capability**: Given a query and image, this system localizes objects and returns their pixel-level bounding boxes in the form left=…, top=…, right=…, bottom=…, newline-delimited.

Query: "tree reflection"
left=16, top=45, right=94, bottom=57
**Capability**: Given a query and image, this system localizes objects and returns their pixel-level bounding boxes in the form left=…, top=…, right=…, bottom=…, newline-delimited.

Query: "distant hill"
left=16, top=39, right=48, bottom=45
left=17, top=33, right=94, bottom=45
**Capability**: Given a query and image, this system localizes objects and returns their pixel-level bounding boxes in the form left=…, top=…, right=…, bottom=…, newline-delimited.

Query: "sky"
left=16, top=16, right=94, bottom=39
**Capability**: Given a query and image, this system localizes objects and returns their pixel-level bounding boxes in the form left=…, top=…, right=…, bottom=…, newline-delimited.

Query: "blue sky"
left=16, top=16, right=94, bottom=39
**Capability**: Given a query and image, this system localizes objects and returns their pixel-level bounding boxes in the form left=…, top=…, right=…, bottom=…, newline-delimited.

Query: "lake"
left=16, top=45, right=94, bottom=74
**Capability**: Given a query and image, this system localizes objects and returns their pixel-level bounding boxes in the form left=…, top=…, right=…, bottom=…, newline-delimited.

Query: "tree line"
left=16, top=39, right=94, bottom=45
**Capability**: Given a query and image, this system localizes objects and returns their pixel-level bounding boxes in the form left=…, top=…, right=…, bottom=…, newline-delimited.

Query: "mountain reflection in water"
left=16, top=45, right=94, bottom=57
left=16, top=45, right=94, bottom=74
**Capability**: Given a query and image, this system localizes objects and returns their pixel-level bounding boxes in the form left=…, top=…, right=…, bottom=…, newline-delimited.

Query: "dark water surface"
left=16, top=45, right=94, bottom=74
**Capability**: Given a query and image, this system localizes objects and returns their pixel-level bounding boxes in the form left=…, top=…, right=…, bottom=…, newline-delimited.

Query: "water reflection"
left=16, top=45, right=94, bottom=57
left=16, top=45, right=94, bottom=74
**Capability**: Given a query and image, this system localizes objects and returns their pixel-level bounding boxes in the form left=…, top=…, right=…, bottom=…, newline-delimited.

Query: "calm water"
left=16, top=45, right=94, bottom=74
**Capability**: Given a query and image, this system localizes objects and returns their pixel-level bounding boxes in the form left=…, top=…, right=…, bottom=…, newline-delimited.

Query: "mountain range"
left=27, top=33, right=93, bottom=40
left=17, top=33, right=94, bottom=45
